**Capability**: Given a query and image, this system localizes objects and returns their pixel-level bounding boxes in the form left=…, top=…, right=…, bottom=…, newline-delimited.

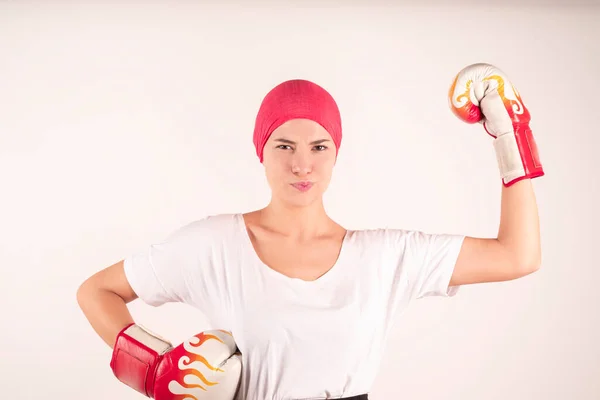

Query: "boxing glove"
left=448, top=63, right=544, bottom=186
left=110, top=324, right=242, bottom=400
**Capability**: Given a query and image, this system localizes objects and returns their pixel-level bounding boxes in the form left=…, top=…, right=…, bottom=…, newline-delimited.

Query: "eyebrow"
left=274, top=138, right=331, bottom=145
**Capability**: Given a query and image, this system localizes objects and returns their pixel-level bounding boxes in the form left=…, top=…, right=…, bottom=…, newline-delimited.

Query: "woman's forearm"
left=77, top=284, right=134, bottom=349
left=497, top=179, right=542, bottom=271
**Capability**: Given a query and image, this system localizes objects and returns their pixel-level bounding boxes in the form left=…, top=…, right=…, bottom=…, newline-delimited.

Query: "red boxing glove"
left=448, top=63, right=544, bottom=186
left=110, top=324, right=242, bottom=400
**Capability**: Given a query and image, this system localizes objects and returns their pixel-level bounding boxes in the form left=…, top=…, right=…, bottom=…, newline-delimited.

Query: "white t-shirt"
left=124, top=213, right=465, bottom=400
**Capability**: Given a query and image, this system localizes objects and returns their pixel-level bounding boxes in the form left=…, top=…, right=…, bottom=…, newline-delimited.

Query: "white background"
left=1, top=1, right=598, bottom=399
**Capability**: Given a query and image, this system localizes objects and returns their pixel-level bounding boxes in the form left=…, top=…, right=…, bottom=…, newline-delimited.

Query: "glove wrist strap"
left=494, top=124, right=544, bottom=186
left=110, top=323, right=173, bottom=397
left=493, top=131, right=525, bottom=185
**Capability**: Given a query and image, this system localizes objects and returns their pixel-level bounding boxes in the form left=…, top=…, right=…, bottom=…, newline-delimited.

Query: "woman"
left=77, top=65, right=543, bottom=400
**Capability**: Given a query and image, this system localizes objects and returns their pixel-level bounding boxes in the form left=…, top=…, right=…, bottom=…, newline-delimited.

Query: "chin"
left=281, top=189, right=322, bottom=208
left=279, top=195, right=313, bottom=208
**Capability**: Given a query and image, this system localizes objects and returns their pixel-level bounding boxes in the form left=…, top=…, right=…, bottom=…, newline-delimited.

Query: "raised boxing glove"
left=110, top=324, right=242, bottom=400
left=448, top=63, right=544, bottom=186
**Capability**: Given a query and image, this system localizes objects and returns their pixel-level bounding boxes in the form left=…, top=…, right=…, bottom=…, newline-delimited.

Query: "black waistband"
left=340, top=395, right=368, bottom=400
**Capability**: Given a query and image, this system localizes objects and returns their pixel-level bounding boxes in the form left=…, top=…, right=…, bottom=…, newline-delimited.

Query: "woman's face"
left=262, top=119, right=337, bottom=208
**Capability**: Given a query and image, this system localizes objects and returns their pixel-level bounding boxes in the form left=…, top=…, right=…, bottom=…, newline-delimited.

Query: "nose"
left=291, top=151, right=312, bottom=176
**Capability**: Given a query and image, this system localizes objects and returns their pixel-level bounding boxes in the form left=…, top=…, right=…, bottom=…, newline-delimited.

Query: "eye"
left=313, top=145, right=328, bottom=151
left=276, top=145, right=293, bottom=150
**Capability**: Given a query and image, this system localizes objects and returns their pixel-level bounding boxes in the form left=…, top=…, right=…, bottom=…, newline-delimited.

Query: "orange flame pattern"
left=448, top=66, right=530, bottom=126
left=484, top=74, right=530, bottom=124
left=448, top=73, right=481, bottom=123
left=157, top=330, right=238, bottom=400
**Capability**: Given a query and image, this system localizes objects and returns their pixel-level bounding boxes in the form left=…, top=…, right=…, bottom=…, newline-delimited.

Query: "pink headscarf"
left=253, top=79, right=342, bottom=163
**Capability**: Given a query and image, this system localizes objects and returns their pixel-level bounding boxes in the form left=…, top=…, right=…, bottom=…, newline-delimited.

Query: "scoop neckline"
left=235, top=213, right=351, bottom=286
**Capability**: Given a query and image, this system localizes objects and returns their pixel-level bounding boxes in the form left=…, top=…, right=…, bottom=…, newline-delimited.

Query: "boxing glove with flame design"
left=448, top=63, right=544, bottom=186
left=110, top=324, right=242, bottom=400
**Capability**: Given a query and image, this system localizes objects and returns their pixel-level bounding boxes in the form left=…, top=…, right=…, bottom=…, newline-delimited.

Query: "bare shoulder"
left=330, top=223, right=347, bottom=242
left=241, top=210, right=260, bottom=228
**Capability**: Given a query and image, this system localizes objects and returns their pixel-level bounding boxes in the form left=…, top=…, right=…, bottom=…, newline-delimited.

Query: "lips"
left=291, top=182, right=313, bottom=192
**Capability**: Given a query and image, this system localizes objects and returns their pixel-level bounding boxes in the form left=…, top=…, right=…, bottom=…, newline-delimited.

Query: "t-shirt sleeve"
left=123, top=219, right=209, bottom=307
left=405, top=230, right=465, bottom=299
left=384, top=229, right=465, bottom=300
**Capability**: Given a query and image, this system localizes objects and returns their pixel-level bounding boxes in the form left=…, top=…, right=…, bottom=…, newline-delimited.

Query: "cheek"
left=264, top=161, right=289, bottom=186
left=263, top=150, right=287, bottom=168
left=316, top=155, right=336, bottom=175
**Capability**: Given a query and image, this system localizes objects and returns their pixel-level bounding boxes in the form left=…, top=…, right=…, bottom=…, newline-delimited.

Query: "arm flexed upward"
left=447, top=63, right=543, bottom=287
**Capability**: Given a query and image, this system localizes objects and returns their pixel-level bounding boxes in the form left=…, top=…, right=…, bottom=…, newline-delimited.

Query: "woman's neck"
left=256, top=199, right=338, bottom=240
